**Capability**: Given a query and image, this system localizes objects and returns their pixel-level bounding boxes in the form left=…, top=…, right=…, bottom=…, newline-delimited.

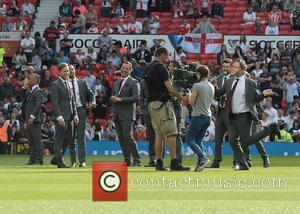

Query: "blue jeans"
left=186, top=115, right=211, bottom=164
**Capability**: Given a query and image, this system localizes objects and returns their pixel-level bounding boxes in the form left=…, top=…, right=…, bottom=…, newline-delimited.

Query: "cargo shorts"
left=148, top=100, right=178, bottom=137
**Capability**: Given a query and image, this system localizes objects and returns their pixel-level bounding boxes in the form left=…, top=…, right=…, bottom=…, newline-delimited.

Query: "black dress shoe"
left=132, top=160, right=142, bottom=167
left=145, top=159, right=156, bottom=167
left=170, top=159, right=190, bottom=171
left=50, top=157, right=57, bottom=165
left=125, top=160, right=132, bottom=167
left=234, top=164, right=249, bottom=171
left=57, top=163, right=70, bottom=168
left=206, top=161, right=220, bottom=168
left=263, top=157, right=270, bottom=168
left=155, top=159, right=168, bottom=171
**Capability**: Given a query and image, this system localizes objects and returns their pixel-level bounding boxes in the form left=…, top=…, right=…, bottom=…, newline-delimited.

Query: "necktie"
left=220, top=76, right=227, bottom=108
left=71, top=79, right=77, bottom=104
left=64, top=81, right=71, bottom=99
left=117, top=78, right=124, bottom=95
left=140, top=1, right=143, bottom=10
left=226, top=78, right=239, bottom=112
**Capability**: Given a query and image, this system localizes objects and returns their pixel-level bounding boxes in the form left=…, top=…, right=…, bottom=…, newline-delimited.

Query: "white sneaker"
left=79, top=162, right=86, bottom=167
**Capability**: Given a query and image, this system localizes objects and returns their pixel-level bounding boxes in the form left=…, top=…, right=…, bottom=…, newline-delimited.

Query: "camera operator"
left=144, top=47, right=190, bottom=171
left=168, top=60, right=184, bottom=164
left=185, top=65, right=215, bottom=172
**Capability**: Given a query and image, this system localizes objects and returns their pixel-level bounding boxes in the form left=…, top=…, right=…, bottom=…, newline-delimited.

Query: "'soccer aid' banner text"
left=0, top=32, right=21, bottom=57
left=60, top=33, right=223, bottom=54
left=224, top=35, right=300, bottom=54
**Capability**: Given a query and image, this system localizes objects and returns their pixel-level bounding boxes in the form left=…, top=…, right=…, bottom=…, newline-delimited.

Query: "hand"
left=27, top=118, right=33, bottom=126
left=74, top=115, right=79, bottom=126
left=210, top=77, right=217, bottom=86
left=263, top=89, right=274, bottom=96
left=111, top=96, right=122, bottom=103
left=58, top=118, right=65, bottom=127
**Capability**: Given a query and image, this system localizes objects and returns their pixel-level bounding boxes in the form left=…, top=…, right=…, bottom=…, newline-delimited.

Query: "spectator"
left=21, top=0, right=35, bottom=19
left=179, top=18, right=191, bottom=35
left=56, top=50, right=69, bottom=64
left=7, top=0, right=19, bottom=17
left=107, top=50, right=122, bottom=69
left=211, top=0, right=223, bottom=18
left=269, top=4, right=282, bottom=26
left=252, top=61, right=263, bottom=80
left=0, top=0, right=7, bottom=16
left=59, top=31, right=72, bottom=58
left=141, top=19, right=151, bottom=34
left=274, top=120, right=293, bottom=142
left=69, top=9, right=86, bottom=34
left=269, top=53, right=280, bottom=76
left=6, top=111, right=20, bottom=131
left=265, top=21, right=279, bottom=35
left=271, top=80, right=284, bottom=108
left=243, top=6, right=256, bottom=25
left=101, top=0, right=112, bottom=17
left=2, top=17, right=13, bottom=32
left=12, top=17, right=26, bottom=32
left=59, top=0, right=72, bottom=18
left=150, top=39, right=161, bottom=56
left=233, top=46, right=244, bottom=60
left=96, top=45, right=110, bottom=64
left=39, top=41, right=54, bottom=68
left=133, top=124, right=147, bottom=141
left=149, top=16, right=160, bottom=34
left=259, top=63, right=272, bottom=91
left=291, top=120, right=300, bottom=142
left=284, top=75, right=300, bottom=109
left=171, top=46, right=187, bottom=64
left=102, top=122, right=117, bottom=141
left=34, top=31, right=43, bottom=54
left=217, top=44, right=230, bottom=65
left=87, top=23, right=99, bottom=34
left=84, top=47, right=97, bottom=63
left=97, top=29, right=113, bottom=50
left=31, top=49, right=41, bottom=72
left=0, top=77, right=16, bottom=100
left=93, top=89, right=108, bottom=120
left=101, top=22, right=114, bottom=34
left=284, top=0, right=296, bottom=12
left=0, top=116, right=9, bottom=154
left=264, top=41, right=273, bottom=59
left=295, top=54, right=300, bottom=80
left=264, top=97, right=279, bottom=123
left=40, top=66, right=54, bottom=88
left=290, top=2, right=300, bottom=30
left=105, top=61, right=117, bottom=77
left=43, top=21, right=60, bottom=51
left=259, top=111, right=271, bottom=142
left=136, top=0, right=149, bottom=18
left=293, top=14, right=300, bottom=31
left=238, top=35, right=249, bottom=55
left=128, top=16, right=143, bottom=34
left=72, top=0, right=87, bottom=16
left=85, top=4, right=98, bottom=29
left=133, top=43, right=151, bottom=64
left=192, top=14, right=216, bottom=33
left=20, top=30, right=35, bottom=63
left=12, top=48, right=27, bottom=70
left=84, top=70, right=96, bottom=93
left=172, top=1, right=185, bottom=18
left=111, top=2, right=125, bottom=18
left=116, top=18, right=128, bottom=34
left=283, top=41, right=294, bottom=64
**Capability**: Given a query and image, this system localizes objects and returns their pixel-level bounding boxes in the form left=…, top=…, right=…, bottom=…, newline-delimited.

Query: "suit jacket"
left=50, top=79, right=77, bottom=121
left=215, top=76, right=265, bottom=122
left=22, top=86, right=44, bottom=123
left=72, top=78, right=94, bottom=108
left=111, top=76, right=140, bottom=121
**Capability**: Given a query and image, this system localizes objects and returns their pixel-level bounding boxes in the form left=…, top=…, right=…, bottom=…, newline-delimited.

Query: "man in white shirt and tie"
left=215, top=59, right=280, bottom=170
left=111, top=61, right=141, bottom=166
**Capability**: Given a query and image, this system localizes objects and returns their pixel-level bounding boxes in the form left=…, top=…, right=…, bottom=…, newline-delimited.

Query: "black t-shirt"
left=144, top=60, right=171, bottom=102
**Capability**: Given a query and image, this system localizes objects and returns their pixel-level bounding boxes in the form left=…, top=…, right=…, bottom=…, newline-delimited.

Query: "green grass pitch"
left=0, top=155, right=299, bottom=214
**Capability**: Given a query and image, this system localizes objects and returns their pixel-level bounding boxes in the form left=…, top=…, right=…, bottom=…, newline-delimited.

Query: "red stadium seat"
left=171, top=18, right=183, bottom=25
left=160, top=17, right=172, bottom=24
left=151, top=12, right=162, bottom=17
left=224, top=13, right=235, bottom=19
left=224, top=7, right=236, bottom=13
left=162, top=12, right=173, bottom=17
left=225, top=1, right=237, bottom=7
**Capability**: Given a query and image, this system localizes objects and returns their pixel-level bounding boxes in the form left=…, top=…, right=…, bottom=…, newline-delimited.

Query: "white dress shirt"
left=29, top=84, right=39, bottom=119
left=231, top=75, right=250, bottom=114
left=69, top=78, right=83, bottom=108
left=118, top=75, right=130, bottom=95
left=264, top=107, right=278, bottom=123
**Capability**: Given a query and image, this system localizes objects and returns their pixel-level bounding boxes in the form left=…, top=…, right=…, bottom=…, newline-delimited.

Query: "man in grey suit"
left=111, top=61, right=141, bottom=166
left=68, top=64, right=94, bottom=167
left=22, top=74, right=44, bottom=165
left=50, top=63, right=79, bottom=168
left=214, top=59, right=280, bottom=170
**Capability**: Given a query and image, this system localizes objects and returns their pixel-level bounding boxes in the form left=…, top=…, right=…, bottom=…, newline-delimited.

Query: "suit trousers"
left=54, top=120, right=74, bottom=165
left=115, top=118, right=141, bottom=162
left=27, top=123, right=43, bottom=162
left=143, top=113, right=156, bottom=160
left=228, top=112, right=270, bottom=165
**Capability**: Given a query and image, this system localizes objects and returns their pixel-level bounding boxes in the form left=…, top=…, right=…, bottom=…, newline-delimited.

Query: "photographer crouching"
left=144, top=47, right=190, bottom=171
left=185, top=65, right=215, bottom=172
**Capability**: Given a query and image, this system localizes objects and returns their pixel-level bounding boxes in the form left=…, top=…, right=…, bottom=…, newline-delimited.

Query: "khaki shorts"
left=148, top=101, right=178, bottom=137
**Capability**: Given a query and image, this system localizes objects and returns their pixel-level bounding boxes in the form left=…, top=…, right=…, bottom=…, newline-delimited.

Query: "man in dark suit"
left=214, top=59, right=280, bottom=170
left=68, top=64, right=94, bottom=167
left=22, top=73, right=44, bottom=165
left=111, top=61, right=141, bottom=166
left=50, top=63, right=79, bottom=168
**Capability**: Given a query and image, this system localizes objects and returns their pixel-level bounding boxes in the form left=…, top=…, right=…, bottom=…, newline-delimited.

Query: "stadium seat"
left=280, top=30, right=290, bottom=35
left=280, top=25, right=291, bottom=31
left=151, top=12, right=162, bottom=17
left=224, top=13, right=235, bottom=19
left=171, top=18, right=183, bottom=25
left=160, top=17, right=172, bottom=24
left=291, top=31, right=300, bottom=35
left=224, top=7, right=236, bottom=13
left=225, top=1, right=237, bottom=7
left=230, top=24, right=242, bottom=30
left=162, top=12, right=173, bottom=17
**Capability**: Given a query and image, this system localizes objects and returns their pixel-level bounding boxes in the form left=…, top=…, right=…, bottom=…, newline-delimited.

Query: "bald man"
left=22, top=73, right=45, bottom=165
